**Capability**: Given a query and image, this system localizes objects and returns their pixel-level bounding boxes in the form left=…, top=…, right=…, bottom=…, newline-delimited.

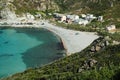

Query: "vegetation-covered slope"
left=55, top=0, right=120, bottom=25
left=12, top=0, right=120, bottom=25
left=11, top=0, right=59, bottom=14
left=1, top=0, right=120, bottom=20
left=3, top=37, right=120, bottom=80
left=1, top=0, right=120, bottom=14
left=54, top=0, right=120, bottom=13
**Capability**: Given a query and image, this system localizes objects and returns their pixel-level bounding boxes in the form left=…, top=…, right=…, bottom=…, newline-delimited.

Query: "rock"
left=88, top=59, right=97, bottom=67
left=95, top=45, right=101, bottom=51
left=78, top=68, right=84, bottom=73
left=0, top=8, right=18, bottom=22
left=105, top=41, right=109, bottom=46
left=113, top=40, right=120, bottom=45
left=81, top=59, right=97, bottom=70
left=91, top=46, right=95, bottom=52
left=100, top=42, right=105, bottom=47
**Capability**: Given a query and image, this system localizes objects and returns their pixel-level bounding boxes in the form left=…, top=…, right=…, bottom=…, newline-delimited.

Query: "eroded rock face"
left=0, top=0, right=17, bottom=21
left=0, top=0, right=60, bottom=21
left=78, top=59, right=97, bottom=73
left=1, top=8, right=17, bottom=20
left=12, top=0, right=59, bottom=12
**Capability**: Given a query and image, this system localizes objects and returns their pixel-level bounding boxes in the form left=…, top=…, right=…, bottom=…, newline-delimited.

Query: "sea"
left=0, top=27, right=65, bottom=78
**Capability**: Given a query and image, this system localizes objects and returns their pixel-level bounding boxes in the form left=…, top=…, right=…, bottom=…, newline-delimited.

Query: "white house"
left=74, top=15, right=79, bottom=20
left=53, top=13, right=66, bottom=22
left=74, top=18, right=89, bottom=25
left=81, top=14, right=86, bottom=18
left=98, top=16, right=103, bottom=21
left=106, top=25, right=116, bottom=32
left=85, top=14, right=96, bottom=21
left=61, top=15, right=67, bottom=22
left=66, top=15, right=79, bottom=21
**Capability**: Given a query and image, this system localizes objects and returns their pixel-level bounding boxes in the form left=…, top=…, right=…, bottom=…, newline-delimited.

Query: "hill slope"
left=2, top=38, right=120, bottom=80
left=0, top=0, right=120, bottom=24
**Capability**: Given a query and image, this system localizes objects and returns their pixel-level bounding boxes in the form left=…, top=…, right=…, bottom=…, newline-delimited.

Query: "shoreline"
left=0, top=20, right=99, bottom=55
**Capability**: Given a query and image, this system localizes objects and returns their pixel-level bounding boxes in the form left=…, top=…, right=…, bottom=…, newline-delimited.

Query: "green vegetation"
left=11, top=0, right=59, bottom=15
left=54, top=0, right=120, bottom=13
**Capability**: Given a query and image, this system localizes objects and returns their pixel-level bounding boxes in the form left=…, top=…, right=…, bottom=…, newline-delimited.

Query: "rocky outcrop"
left=0, top=0, right=60, bottom=20
left=90, top=37, right=110, bottom=53
left=0, top=0, right=17, bottom=21
left=12, top=0, right=59, bottom=13
left=54, top=0, right=120, bottom=12
left=78, top=59, right=97, bottom=72
left=0, top=0, right=120, bottom=20
left=1, top=8, right=17, bottom=21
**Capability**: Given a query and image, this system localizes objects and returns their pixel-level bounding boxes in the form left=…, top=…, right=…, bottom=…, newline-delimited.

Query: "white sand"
left=0, top=20, right=99, bottom=55
left=39, top=21, right=99, bottom=55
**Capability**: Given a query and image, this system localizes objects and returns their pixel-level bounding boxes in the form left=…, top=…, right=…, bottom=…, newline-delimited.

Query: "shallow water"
left=0, top=27, right=65, bottom=78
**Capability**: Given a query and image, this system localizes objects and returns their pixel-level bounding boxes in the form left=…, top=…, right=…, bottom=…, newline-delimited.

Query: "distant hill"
left=54, top=0, right=120, bottom=13
left=0, top=0, right=120, bottom=13
left=0, top=0, right=120, bottom=23
left=54, top=0, right=120, bottom=24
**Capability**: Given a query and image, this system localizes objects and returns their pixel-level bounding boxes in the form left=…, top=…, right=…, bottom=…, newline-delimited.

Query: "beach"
left=0, top=20, right=99, bottom=55
left=40, top=21, right=99, bottom=55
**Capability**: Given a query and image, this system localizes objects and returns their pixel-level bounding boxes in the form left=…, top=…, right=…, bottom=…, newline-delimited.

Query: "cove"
left=0, top=27, right=65, bottom=78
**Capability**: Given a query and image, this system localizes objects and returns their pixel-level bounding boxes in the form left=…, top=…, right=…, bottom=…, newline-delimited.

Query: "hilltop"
left=0, top=0, right=120, bottom=26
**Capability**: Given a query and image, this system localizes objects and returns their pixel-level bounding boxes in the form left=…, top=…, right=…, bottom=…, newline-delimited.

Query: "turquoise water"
left=0, top=27, right=65, bottom=78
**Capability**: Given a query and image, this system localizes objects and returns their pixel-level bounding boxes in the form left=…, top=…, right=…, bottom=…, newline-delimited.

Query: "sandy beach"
left=40, top=21, right=99, bottom=55
left=0, top=20, right=99, bottom=55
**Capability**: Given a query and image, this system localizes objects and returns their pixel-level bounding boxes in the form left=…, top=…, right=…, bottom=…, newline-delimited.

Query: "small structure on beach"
left=85, top=14, right=96, bottom=21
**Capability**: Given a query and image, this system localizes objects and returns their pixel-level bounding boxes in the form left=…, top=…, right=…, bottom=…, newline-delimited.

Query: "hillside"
left=54, top=0, right=120, bottom=27
left=0, top=0, right=59, bottom=18
left=0, top=0, right=120, bottom=24
left=0, top=0, right=120, bottom=14
left=54, top=0, right=119, bottom=13
left=12, top=0, right=59, bottom=14
left=2, top=37, right=120, bottom=80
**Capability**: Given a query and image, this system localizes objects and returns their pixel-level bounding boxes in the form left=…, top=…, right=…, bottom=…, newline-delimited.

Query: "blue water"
left=0, top=27, right=65, bottom=78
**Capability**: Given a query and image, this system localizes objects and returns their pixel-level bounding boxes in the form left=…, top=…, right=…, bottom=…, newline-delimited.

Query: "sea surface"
left=0, top=27, right=65, bottom=78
